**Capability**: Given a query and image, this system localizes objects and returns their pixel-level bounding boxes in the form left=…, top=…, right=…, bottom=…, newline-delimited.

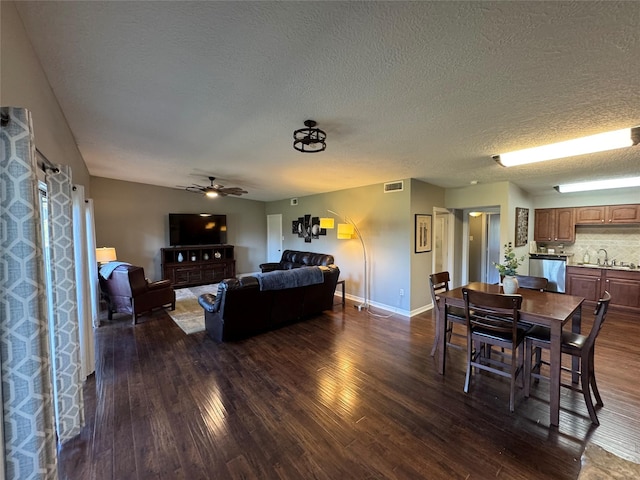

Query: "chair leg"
left=430, top=331, right=439, bottom=357
left=464, top=340, right=473, bottom=394
left=508, top=344, right=520, bottom=413
left=588, top=348, right=603, bottom=407
left=524, top=339, right=532, bottom=397
left=430, top=316, right=446, bottom=357
left=580, top=356, right=599, bottom=425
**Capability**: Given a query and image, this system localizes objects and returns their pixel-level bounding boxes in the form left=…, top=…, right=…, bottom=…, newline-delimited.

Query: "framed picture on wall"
left=515, top=207, right=529, bottom=247
left=415, top=214, right=432, bottom=253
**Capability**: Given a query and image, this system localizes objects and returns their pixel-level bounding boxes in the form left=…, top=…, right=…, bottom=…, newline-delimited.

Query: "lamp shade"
left=96, top=247, right=117, bottom=263
left=337, top=223, right=354, bottom=239
left=320, top=217, right=335, bottom=229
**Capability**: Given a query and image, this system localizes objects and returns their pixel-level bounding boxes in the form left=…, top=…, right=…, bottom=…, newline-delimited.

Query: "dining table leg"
left=549, top=322, right=562, bottom=427
left=436, top=301, right=447, bottom=374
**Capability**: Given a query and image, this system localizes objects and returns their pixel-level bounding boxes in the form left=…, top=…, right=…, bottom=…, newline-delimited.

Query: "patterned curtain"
left=45, top=165, right=85, bottom=442
left=1, top=107, right=58, bottom=479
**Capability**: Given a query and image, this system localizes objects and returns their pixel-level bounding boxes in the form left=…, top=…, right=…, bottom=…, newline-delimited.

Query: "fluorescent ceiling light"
left=494, top=127, right=639, bottom=167
left=555, top=176, right=640, bottom=193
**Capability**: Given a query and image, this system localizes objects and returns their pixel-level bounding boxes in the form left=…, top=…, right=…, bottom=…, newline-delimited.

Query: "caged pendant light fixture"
left=293, top=120, right=327, bottom=153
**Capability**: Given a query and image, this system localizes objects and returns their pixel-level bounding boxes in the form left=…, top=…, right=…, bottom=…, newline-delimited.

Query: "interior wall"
left=446, top=181, right=535, bottom=277
left=410, top=179, right=446, bottom=312
left=266, top=180, right=417, bottom=313
left=0, top=1, right=90, bottom=190
left=533, top=189, right=640, bottom=209
left=91, top=177, right=267, bottom=280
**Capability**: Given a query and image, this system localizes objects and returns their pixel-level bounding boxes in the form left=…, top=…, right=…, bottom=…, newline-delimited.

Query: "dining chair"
left=429, top=271, right=467, bottom=356
left=515, top=275, right=549, bottom=291
left=523, top=291, right=611, bottom=425
left=462, top=288, right=525, bottom=412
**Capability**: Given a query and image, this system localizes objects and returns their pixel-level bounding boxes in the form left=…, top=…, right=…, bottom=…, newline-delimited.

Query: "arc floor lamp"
left=325, top=210, right=368, bottom=311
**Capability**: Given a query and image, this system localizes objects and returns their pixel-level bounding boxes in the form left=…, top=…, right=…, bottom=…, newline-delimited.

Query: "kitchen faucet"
left=597, top=248, right=608, bottom=266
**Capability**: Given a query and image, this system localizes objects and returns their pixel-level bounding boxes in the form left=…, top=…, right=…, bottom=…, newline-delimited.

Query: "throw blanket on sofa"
left=256, top=266, right=324, bottom=291
left=99, top=261, right=131, bottom=279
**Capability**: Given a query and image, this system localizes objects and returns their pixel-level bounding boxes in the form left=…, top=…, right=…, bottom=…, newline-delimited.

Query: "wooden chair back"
left=584, top=291, right=612, bottom=350
left=462, top=288, right=522, bottom=337
left=515, top=275, right=548, bottom=291
left=429, top=271, right=451, bottom=313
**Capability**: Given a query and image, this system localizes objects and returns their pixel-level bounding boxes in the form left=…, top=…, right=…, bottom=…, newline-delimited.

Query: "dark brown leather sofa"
left=198, top=265, right=340, bottom=342
left=259, top=250, right=335, bottom=273
left=99, top=263, right=176, bottom=324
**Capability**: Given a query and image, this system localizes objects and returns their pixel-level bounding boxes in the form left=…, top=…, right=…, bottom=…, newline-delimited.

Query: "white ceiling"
left=15, top=1, right=640, bottom=202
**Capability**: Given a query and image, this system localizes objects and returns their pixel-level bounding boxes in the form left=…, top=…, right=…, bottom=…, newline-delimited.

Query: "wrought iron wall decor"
left=292, top=215, right=326, bottom=243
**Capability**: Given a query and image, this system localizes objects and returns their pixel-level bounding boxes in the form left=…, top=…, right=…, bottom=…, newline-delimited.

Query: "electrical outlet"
left=399, top=288, right=404, bottom=296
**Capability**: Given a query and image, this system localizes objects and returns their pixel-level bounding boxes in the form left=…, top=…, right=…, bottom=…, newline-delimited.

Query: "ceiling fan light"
left=555, top=176, right=640, bottom=193
left=494, top=127, right=637, bottom=167
left=205, top=191, right=218, bottom=198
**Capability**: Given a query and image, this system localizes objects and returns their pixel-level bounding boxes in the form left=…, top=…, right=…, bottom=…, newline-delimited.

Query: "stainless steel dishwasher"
left=529, top=254, right=569, bottom=293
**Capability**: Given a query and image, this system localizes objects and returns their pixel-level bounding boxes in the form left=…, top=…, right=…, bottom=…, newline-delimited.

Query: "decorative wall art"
left=515, top=207, right=529, bottom=247
left=292, top=215, right=326, bottom=243
left=415, top=214, right=432, bottom=253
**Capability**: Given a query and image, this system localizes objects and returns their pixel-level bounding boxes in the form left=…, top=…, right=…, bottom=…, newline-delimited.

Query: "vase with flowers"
left=494, top=242, right=525, bottom=294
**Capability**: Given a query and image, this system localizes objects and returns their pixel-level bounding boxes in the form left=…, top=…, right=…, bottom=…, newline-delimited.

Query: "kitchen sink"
left=575, top=263, right=635, bottom=270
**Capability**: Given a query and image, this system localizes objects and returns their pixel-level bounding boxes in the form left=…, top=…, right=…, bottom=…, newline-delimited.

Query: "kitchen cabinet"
left=534, top=208, right=575, bottom=243
left=575, top=204, right=640, bottom=224
left=567, top=266, right=640, bottom=313
left=566, top=267, right=601, bottom=302
left=604, top=270, right=640, bottom=311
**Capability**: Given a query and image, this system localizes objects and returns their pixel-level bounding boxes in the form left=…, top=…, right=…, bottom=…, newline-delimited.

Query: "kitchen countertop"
left=569, top=263, right=638, bottom=271
left=530, top=252, right=574, bottom=257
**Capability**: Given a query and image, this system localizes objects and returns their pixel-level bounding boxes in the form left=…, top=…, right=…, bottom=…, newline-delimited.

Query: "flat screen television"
left=169, top=213, right=227, bottom=246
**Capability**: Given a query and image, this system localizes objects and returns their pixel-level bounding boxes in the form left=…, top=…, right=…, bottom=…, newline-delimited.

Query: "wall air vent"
left=384, top=181, right=404, bottom=193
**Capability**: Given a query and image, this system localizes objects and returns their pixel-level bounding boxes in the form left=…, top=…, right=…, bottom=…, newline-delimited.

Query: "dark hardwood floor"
left=59, top=299, right=640, bottom=479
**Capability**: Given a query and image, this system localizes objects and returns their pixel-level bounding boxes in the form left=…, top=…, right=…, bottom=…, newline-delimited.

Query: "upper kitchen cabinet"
left=534, top=208, right=575, bottom=243
left=575, top=204, right=640, bottom=225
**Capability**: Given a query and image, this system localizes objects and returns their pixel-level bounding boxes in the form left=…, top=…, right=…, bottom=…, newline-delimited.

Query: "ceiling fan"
left=181, top=176, right=248, bottom=198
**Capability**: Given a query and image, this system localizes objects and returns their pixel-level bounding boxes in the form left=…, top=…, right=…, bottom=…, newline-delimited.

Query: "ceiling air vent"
left=384, top=181, right=404, bottom=193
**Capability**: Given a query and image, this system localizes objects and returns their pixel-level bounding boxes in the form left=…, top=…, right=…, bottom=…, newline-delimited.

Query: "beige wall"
left=410, top=179, right=446, bottom=312
left=533, top=189, right=640, bottom=208
left=91, top=177, right=267, bottom=281
left=266, top=179, right=445, bottom=314
left=1, top=1, right=90, bottom=189
left=445, top=181, right=534, bottom=276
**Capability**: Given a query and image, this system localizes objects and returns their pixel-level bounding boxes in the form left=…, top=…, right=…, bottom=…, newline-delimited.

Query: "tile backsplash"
left=547, top=226, right=640, bottom=266
left=538, top=225, right=640, bottom=265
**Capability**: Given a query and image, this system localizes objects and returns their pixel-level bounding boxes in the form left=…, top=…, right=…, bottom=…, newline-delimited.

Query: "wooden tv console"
left=161, top=245, right=235, bottom=288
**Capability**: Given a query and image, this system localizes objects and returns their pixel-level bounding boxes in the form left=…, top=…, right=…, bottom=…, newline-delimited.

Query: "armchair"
left=99, top=264, right=175, bottom=324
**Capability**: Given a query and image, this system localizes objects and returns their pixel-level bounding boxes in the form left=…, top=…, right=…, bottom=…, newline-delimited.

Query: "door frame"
left=433, top=207, right=455, bottom=284
left=266, top=214, right=283, bottom=263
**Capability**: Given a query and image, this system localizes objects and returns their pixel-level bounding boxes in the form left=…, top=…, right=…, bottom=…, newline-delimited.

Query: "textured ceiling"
left=15, top=1, right=640, bottom=202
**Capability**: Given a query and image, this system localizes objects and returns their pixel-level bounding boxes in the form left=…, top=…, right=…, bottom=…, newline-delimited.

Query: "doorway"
left=433, top=208, right=454, bottom=282
left=464, top=209, right=500, bottom=284
left=266, top=214, right=283, bottom=263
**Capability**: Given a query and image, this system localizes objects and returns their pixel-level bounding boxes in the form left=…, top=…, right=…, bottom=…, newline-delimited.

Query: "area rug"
left=578, top=443, right=640, bottom=479
left=167, top=284, right=218, bottom=334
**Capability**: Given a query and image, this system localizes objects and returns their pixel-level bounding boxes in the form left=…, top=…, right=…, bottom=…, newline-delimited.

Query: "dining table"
left=436, top=282, right=585, bottom=427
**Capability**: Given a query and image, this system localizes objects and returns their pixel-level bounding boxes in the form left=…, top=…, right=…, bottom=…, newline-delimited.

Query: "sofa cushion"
left=256, top=266, right=324, bottom=291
